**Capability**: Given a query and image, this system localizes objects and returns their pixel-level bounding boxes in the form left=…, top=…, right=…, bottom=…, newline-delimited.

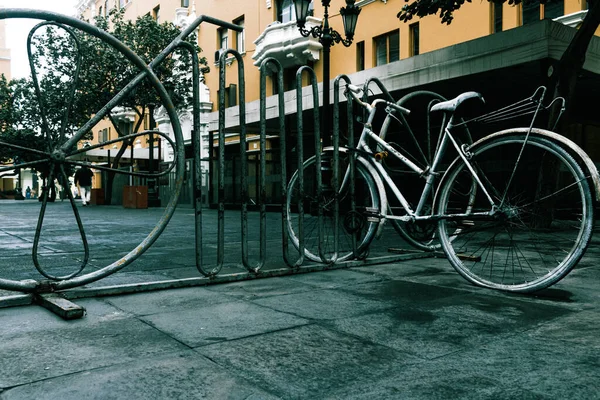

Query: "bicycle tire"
left=286, top=151, right=380, bottom=263
left=437, top=133, right=594, bottom=292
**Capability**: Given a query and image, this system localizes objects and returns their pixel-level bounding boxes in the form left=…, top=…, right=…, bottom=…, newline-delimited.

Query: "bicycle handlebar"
left=345, top=84, right=410, bottom=116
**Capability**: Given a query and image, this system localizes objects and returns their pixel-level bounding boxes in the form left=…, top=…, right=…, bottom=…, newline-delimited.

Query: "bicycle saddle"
left=430, top=91, right=484, bottom=113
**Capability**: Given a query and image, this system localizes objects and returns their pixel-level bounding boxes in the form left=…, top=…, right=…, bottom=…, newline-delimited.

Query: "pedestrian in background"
left=74, top=165, right=94, bottom=206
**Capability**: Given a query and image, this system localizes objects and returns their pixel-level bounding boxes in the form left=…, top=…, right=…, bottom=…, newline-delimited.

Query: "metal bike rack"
left=0, top=10, right=433, bottom=317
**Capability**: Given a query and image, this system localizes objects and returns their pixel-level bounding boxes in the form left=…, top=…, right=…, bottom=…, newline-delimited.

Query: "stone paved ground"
left=0, top=200, right=599, bottom=399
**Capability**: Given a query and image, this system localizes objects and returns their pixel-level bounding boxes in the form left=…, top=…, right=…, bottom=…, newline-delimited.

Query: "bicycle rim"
left=437, top=135, right=594, bottom=292
left=286, top=152, right=380, bottom=263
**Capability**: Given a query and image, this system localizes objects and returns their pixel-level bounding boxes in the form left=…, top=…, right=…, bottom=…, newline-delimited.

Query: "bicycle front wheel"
left=286, top=151, right=380, bottom=263
left=437, top=134, right=594, bottom=293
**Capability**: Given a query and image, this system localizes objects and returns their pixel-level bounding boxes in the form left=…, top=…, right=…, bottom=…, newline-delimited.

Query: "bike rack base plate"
left=34, top=294, right=86, bottom=320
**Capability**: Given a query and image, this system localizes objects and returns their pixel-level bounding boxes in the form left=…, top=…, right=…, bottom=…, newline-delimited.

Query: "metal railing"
left=0, top=9, right=426, bottom=304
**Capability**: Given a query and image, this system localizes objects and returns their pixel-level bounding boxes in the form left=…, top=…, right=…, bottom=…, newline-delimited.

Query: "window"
left=98, top=128, right=110, bottom=144
left=522, top=0, right=540, bottom=25
left=217, top=84, right=237, bottom=108
left=235, top=17, right=245, bottom=53
left=409, top=23, right=420, bottom=56
left=218, top=27, right=228, bottom=50
left=104, top=0, right=108, bottom=16
left=277, top=0, right=295, bottom=23
left=356, top=41, right=365, bottom=71
left=271, top=64, right=312, bottom=95
left=492, top=2, right=503, bottom=33
left=543, top=0, right=564, bottom=19
left=374, top=30, right=399, bottom=66
left=181, top=0, right=189, bottom=6
left=153, top=5, right=160, bottom=23
left=98, top=6, right=103, bottom=17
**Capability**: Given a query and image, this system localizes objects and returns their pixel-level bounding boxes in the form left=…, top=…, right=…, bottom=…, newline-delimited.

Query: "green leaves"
left=0, top=10, right=206, bottom=176
left=398, top=0, right=533, bottom=25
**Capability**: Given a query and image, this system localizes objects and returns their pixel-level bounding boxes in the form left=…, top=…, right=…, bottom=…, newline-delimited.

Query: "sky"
left=1, top=0, right=78, bottom=78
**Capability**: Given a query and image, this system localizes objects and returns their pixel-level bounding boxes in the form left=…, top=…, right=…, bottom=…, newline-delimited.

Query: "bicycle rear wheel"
left=437, top=133, right=594, bottom=292
left=286, top=151, right=380, bottom=263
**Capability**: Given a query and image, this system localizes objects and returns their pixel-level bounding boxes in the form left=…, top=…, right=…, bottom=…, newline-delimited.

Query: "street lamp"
left=295, top=0, right=361, bottom=146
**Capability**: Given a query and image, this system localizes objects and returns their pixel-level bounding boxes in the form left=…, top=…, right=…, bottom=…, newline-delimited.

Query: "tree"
left=73, top=10, right=204, bottom=204
left=398, top=0, right=600, bottom=132
left=0, top=9, right=205, bottom=204
left=74, top=10, right=203, bottom=204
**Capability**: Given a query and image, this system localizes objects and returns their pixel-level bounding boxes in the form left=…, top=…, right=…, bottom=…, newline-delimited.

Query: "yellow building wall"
left=196, top=0, right=592, bottom=108
left=120, top=0, right=179, bottom=23
left=76, top=0, right=594, bottom=115
left=195, top=0, right=270, bottom=109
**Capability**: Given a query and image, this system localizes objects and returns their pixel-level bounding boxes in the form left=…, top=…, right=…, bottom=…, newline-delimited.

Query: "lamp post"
left=295, top=0, right=361, bottom=146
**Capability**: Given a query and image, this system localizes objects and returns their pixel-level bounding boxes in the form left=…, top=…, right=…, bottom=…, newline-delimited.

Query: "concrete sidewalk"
left=2, top=257, right=600, bottom=399
left=0, top=201, right=599, bottom=398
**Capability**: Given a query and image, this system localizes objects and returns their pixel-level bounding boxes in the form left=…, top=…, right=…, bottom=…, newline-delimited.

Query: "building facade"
left=74, top=0, right=600, bottom=206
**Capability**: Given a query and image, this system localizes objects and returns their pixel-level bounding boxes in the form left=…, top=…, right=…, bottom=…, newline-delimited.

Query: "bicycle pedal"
left=364, top=207, right=381, bottom=222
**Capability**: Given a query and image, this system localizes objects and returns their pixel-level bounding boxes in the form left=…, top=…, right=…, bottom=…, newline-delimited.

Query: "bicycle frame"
left=341, top=97, right=497, bottom=223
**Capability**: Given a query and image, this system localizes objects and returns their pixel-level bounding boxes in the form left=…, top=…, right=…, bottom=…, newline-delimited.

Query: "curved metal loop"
left=27, top=21, right=81, bottom=147
left=0, top=9, right=186, bottom=292
left=295, top=65, right=334, bottom=265
left=218, top=49, right=266, bottom=274
left=170, top=23, right=242, bottom=279
left=65, top=129, right=177, bottom=178
left=259, top=57, right=301, bottom=269
left=223, top=50, right=265, bottom=273
left=329, top=29, right=352, bottom=47
left=32, top=164, right=89, bottom=281
left=176, top=41, right=214, bottom=278
left=362, top=77, right=396, bottom=103
left=334, top=75, right=355, bottom=259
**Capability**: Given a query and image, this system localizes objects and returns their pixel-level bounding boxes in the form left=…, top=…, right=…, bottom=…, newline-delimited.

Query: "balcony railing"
left=252, top=16, right=323, bottom=68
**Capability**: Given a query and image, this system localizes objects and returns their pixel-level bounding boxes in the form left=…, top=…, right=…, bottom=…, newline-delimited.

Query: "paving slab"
left=285, top=268, right=387, bottom=289
left=327, top=290, right=573, bottom=360
left=443, top=335, right=600, bottom=399
left=196, top=324, right=419, bottom=399
left=106, top=286, right=240, bottom=316
left=142, top=300, right=310, bottom=347
left=204, top=274, right=322, bottom=299
left=526, top=308, right=600, bottom=349
left=0, top=300, right=186, bottom=388
left=1, top=351, right=280, bottom=400
left=251, top=286, right=397, bottom=321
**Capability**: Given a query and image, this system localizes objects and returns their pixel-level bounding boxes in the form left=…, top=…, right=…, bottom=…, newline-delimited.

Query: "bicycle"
left=286, top=84, right=596, bottom=293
